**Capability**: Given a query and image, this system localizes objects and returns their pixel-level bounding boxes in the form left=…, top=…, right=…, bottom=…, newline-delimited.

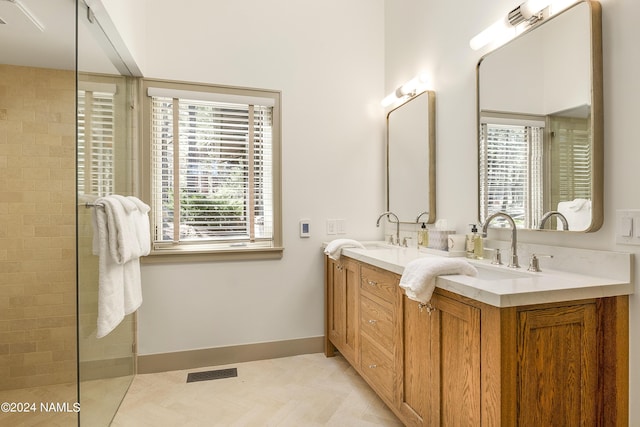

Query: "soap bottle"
left=473, top=230, right=484, bottom=260
left=466, top=224, right=478, bottom=258
left=417, top=223, right=429, bottom=248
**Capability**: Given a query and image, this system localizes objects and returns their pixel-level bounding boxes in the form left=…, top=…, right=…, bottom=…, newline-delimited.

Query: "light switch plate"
left=326, top=219, right=337, bottom=235
left=615, top=209, right=640, bottom=245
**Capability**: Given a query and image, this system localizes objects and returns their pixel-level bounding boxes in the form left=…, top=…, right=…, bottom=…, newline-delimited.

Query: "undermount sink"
left=360, top=241, right=398, bottom=250
left=472, top=263, right=533, bottom=281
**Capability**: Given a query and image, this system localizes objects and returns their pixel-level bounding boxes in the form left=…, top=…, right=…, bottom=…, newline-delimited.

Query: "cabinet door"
left=430, top=293, right=481, bottom=427
left=326, top=258, right=359, bottom=365
left=517, top=303, right=597, bottom=426
left=399, top=293, right=481, bottom=427
left=399, top=296, right=432, bottom=425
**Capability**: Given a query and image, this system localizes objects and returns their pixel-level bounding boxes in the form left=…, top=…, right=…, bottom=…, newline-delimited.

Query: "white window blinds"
left=550, top=116, right=592, bottom=204
left=150, top=94, right=274, bottom=247
left=77, top=88, right=116, bottom=197
left=480, top=123, right=544, bottom=228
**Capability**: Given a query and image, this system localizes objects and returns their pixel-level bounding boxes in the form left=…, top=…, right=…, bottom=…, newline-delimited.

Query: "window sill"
left=141, top=246, right=284, bottom=264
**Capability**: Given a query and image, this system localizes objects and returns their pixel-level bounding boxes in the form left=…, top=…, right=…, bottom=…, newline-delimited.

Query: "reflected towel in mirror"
left=557, top=199, right=591, bottom=231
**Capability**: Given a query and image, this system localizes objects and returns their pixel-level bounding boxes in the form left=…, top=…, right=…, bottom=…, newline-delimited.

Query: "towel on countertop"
left=92, top=195, right=151, bottom=339
left=324, top=238, right=366, bottom=260
left=400, top=257, right=478, bottom=303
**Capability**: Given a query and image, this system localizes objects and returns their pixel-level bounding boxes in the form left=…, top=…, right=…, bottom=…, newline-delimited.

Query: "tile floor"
left=0, top=383, right=77, bottom=427
left=111, top=353, right=403, bottom=427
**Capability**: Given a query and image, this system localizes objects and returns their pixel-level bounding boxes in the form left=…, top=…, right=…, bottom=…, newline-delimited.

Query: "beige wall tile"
left=0, top=64, right=77, bottom=391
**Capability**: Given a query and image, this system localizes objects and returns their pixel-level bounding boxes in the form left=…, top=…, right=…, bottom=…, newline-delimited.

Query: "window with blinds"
left=144, top=82, right=281, bottom=255
left=77, top=89, right=115, bottom=197
left=479, top=122, right=544, bottom=228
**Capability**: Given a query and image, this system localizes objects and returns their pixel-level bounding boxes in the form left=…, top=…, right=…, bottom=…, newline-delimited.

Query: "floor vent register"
left=186, top=368, right=238, bottom=383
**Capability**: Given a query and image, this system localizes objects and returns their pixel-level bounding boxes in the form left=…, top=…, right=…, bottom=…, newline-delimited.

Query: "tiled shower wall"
left=0, top=64, right=77, bottom=390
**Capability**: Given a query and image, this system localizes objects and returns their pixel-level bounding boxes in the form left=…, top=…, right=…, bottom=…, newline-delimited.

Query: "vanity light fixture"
left=469, top=0, right=578, bottom=51
left=381, top=73, right=429, bottom=107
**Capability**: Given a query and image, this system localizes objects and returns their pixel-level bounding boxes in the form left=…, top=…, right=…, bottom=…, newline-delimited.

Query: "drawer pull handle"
left=368, top=319, right=377, bottom=325
left=368, top=364, right=377, bottom=369
left=418, top=302, right=436, bottom=315
left=367, top=279, right=377, bottom=286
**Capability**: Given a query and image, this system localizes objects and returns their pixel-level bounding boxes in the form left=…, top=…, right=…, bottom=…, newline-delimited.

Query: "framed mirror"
left=387, top=91, right=436, bottom=224
left=477, top=0, right=602, bottom=232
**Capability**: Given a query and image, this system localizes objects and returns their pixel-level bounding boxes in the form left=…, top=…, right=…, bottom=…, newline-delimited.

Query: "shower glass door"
left=77, top=1, right=139, bottom=425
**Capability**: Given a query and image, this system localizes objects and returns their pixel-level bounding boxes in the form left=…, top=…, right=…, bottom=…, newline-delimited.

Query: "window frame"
left=140, top=79, right=283, bottom=262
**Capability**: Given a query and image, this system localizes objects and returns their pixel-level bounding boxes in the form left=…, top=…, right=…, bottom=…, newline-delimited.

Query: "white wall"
left=385, top=0, right=640, bottom=424
left=97, top=0, right=148, bottom=72
left=117, top=0, right=387, bottom=354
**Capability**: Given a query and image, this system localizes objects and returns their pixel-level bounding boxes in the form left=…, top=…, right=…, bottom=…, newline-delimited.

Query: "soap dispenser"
left=473, top=231, right=484, bottom=260
left=466, top=224, right=478, bottom=259
left=418, top=223, right=429, bottom=248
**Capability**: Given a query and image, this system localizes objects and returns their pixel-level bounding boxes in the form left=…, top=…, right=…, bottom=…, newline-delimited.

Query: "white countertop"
left=335, top=242, right=633, bottom=308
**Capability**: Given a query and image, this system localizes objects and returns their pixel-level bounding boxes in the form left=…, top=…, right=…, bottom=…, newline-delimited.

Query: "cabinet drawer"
left=360, top=335, right=394, bottom=401
left=360, top=295, right=394, bottom=352
left=360, top=265, right=398, bottom=303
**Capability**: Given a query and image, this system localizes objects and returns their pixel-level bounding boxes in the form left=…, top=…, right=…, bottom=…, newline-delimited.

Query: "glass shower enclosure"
left=77, top=1, right=139, bottom=425
left=0, top=0, right=138, bottom=425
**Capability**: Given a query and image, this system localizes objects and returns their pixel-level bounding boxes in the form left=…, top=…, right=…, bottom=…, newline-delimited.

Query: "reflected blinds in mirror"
left=549, top=115, right=592, bottom=209
left=480, top=123, right=543, bottom=228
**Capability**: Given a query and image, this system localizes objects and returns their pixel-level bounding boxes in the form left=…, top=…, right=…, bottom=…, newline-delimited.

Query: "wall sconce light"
left=381, top=73, right=429, bottom=107
left=469, top=0, right=577, bottom=51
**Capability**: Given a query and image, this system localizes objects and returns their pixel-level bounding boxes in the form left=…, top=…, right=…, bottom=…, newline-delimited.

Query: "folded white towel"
left=91, top=194, right=150, bottom=338
left=95, top=195, right=140, bottom=264
left=399, top=257, right=477, bottom=303
left=126, top=196, right=151, bottom=256
left=93, top=204, right=126, bottom=338
left=324, top=239, right=366, bottom=260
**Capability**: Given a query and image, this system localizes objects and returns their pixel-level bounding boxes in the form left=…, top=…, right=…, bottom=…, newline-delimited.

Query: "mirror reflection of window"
left=549, top=113, right=592, bottom=206
left=480, top=114, right=544, bottom=228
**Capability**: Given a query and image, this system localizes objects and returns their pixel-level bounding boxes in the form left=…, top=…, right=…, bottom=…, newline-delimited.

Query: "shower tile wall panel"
left=0, top=64, right=77, bottom=390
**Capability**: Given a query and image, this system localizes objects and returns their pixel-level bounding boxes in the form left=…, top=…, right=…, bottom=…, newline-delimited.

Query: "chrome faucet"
left=376, top=211, right=400, bottom=245
left=481, top=212, right=520, bottom=268
left=538, top=211, right=569, bottom=231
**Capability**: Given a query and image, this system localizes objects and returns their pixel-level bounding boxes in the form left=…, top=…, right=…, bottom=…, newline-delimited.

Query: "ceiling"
left=0, top=0, right=118, bottom=73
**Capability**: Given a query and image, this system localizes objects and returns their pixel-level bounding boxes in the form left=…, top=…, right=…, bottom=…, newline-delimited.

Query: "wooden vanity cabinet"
left=515, top=303, right=598, bottom=426
left=358, top=264, right=401, bottom=404
left=324, top=255, right=628, bottom=426
left=399, top=292, right=481, bottom=427
left=325, top=256, right=359, bottom=366
left=469, top=293, right=627, bottom=427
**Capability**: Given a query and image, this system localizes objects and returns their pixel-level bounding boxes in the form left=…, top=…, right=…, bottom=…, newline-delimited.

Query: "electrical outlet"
left=326, top=219, right=337, bottom=235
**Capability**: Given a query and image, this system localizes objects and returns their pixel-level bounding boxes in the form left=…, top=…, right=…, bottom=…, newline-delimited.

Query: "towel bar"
left=84, top=202, right=104, bottom=209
